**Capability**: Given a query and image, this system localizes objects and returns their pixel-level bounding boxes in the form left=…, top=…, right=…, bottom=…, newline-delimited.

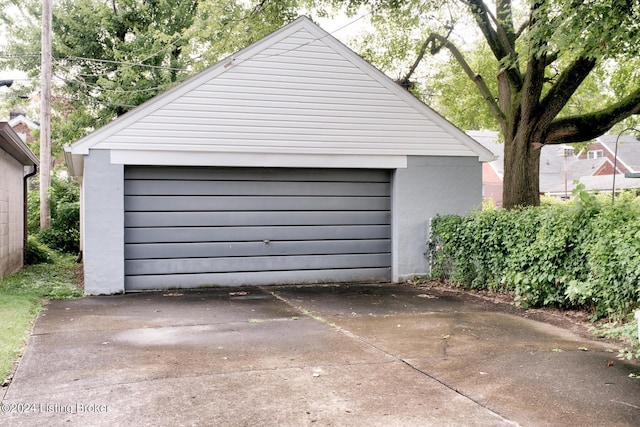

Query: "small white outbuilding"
left=65, top=16, right=493, bottom=294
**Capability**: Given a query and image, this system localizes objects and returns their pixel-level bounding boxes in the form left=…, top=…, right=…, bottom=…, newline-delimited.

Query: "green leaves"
left=0, top=0, right=304, bottom=145
left=429, top=193, right=640, bottom=320
left=28, top=174, right=80, bottom=254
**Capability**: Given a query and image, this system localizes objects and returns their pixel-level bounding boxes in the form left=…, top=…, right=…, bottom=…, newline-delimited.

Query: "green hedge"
left=28, top=174, right=80, bottom=254
left=429, top=189, right=640, bottom=320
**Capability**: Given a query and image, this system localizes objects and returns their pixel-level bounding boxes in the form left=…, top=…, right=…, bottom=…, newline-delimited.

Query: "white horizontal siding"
left=117, top=125, right=432, bottom=138
left=142, top=110, right=428, bottom=126
left=90, top=23, right=485, bottom=159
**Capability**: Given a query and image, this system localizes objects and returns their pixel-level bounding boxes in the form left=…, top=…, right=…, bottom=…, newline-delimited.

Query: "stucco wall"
left=83, top=149, right=125, bottom=294
left=392, top=156, right=482, bottom=281
left=0, top=148, right=24, bottom=278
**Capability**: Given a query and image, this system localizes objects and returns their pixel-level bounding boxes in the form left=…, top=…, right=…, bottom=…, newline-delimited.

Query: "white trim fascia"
left=585, top=157, right=625, bottom=177
left=607, top=151, right=632, bottom=174
left=596, top=139, right=634, bottom=173
left=487, top=162, right=503, bottom=180
left=64, top=144, right=83, bottom=176
left=109, top=149, right=407, bottom=169
left=8, top=115, right=39, bottom=130
left=0, top=123, right=39, bottom=165
left=96, top=141, right=458, bottom=156
left=595, top=157, right=613, bottom=175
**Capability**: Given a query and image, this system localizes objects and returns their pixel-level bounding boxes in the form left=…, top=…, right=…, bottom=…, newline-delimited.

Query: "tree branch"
left=514, top=20, right=528, bottom=38
left=520, top=52, right=546, bottom=125
left=544, top=51, right=559, bottom=67
left=408, top=33, right=506, bottom=128
left=397, top=26, right=453, bottom=89
left=538, top=56, right=597, bottom=128
left=463, top=0, right=523, bottom=89
left=496, top=0, right=516, bottom=48
left=544, top=87, right=640, bottom=144
left=518, top=1, right=549, bottom=127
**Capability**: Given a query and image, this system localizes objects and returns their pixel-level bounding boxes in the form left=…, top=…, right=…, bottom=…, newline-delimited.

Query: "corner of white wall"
left=392, top=156, right=482, bottom=281
left=82, top=149, right=125, bottom=295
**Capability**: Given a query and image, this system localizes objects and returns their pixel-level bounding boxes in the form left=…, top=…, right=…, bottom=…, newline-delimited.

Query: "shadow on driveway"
left=2, top=283, right=639, bottom=426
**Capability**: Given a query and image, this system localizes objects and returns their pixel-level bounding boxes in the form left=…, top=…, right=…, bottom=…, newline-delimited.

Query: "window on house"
left=557, top=146, right=574, bottom=157
left=588, top=150, right=603, bottom=159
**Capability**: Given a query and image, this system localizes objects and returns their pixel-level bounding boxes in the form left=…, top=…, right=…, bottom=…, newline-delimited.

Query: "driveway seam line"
left=397, top=359, right=520, bottom=426
left=266, top=288, right=520, bottom=426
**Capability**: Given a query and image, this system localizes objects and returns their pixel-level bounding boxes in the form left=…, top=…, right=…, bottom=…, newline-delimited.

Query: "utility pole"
left=40, top=0, right=52, bottom=230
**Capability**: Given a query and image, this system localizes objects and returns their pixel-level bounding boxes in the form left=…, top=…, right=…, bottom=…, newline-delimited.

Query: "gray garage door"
left=124, top=166, right=391, bottom=290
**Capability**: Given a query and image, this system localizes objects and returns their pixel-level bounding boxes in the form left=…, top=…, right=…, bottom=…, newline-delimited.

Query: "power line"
left=57, top=55, right=188, bottom=72
left=3, top=11, right=377, bottom=111
left=53, top=59, right=179, bottom=95
left=245, top=12, right=377, bottom=61
left=2, top=12, right=374, bottom=74
left=0, top=52, right=190, bottom=72
left=0, top=53, right=40, bottom=57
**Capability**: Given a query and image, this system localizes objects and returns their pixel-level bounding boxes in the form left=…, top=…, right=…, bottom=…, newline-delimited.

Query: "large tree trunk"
left=502, top=129, right=541, bottom=209
left=412, top=2, right=639, bottom=210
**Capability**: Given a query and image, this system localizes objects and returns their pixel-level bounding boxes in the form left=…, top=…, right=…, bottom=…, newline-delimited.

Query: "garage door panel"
left=126, top=253, right=391, bottom=275
left=125, top=268, right=392, bottom=290
left=124, top=166, right=391, bottom=289
left=125, top=211, right=390, bottom=227
left=124, top=195, right=390, bottom=212
left=125, top=166, right=390, bottom=183
left=124, top=225, right=391, bottom=243
left=125, top=239, right=391, bottom=259
left=125, top=180, right=390, bottom=197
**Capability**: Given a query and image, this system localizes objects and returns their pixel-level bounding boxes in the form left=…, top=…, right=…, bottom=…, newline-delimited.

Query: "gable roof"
left=8, top=114, right=40, bottom=131
left=596, top=134, right=640, bottom=172
left=468, top=130, right=502, bottom=177
left=65, top=16, right=493, bottom=176
left=0, top=122, right=39, bottom=166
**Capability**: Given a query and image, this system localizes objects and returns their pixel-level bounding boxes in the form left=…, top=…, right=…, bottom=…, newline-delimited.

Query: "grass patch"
left=0, top=253, right=83, bottom=384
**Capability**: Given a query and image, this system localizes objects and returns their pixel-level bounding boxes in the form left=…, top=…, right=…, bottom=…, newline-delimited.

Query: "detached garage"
left=65, top=16, right=493, bottom=295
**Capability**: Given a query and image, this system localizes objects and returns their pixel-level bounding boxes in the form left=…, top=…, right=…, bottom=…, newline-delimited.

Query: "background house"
left=65, top=17, right=493, bottom=295
left=8, top=109, right=39, bottom=145
left=468, top=131, right=505, bottom=207
left=0, top=123, right=38, bottom=278
left=470, top=130, right=640, bottom=205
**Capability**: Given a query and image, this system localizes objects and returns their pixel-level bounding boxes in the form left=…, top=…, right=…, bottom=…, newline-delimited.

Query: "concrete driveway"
left=1, top=283, right=639, bottom=426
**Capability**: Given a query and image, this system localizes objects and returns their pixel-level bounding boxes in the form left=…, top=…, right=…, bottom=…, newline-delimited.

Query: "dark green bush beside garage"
left=429, top=189, right=640, bottom=321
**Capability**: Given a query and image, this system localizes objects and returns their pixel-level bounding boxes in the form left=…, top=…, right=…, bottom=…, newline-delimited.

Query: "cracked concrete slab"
left=2, top=284, right=639, bottom=426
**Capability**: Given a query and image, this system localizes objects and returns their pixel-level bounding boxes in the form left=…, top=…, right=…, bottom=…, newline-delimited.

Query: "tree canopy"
left=0, top=0, right=302, bottom=147
left=342, top=0, right=640, bottom=208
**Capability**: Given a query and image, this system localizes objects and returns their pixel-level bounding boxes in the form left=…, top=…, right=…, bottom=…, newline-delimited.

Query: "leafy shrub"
left=27, top=187, right=40, bottom=236
left=578, top=193, right=640, bottom=318
left=592, top=314, right=640, bottom=361
left=28, top=174, right=80, bottom=254
left=24, top=236, right=54, bottom=265
left=429, top=189, right=640, bottom=320
left=39, top=199, right=80, bottom=254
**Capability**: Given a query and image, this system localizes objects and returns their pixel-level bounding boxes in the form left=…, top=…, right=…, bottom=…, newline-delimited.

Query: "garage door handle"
left=263, top=240, right=270, bottom=244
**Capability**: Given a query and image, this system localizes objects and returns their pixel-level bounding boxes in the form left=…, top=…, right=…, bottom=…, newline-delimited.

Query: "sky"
left=0, top=6, right=372, bottom=101
left=0, top=3, right=476, bottom=117
left=0, top=2, right=26, bottom=82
